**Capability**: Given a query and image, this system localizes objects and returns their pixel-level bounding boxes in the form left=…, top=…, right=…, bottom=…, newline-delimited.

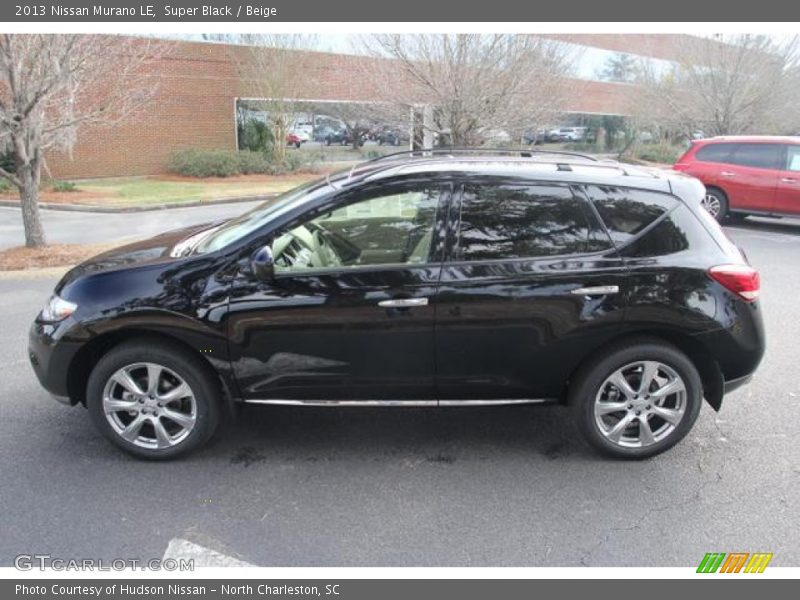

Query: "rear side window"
left=728, top=143, right=783, bottom=169
left=619, top=204, right=722, bottom=259
left=695, top=143, right=735, bottom=163
left=455, top=183, right=611, bottom=261
left=584, top=185, right=678, bottom=246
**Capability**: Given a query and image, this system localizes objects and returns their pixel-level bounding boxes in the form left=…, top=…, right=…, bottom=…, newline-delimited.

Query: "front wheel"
left=87, top=340, right=221, bottom=460
left=569, top=340, right=703, bottom=459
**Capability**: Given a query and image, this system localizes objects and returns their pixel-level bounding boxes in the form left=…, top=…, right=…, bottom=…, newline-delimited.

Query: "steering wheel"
left=273, top=224, right=342, bottom=269
left=306, top=223, right=343, bottom=268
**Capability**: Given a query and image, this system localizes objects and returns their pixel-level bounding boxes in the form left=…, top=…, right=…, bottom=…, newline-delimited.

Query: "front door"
left=773, top=144, right=800, bottom=216
left=226, top=179, right=448, bottom=401
left=718, top=143, right=782, bottom=213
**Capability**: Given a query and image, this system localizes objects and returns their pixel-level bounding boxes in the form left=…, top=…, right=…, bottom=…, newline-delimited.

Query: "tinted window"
left=785, top=145, right=800, bottom=172
left=455, top=183, right=610, bottom=261
left=620, top=204, right=719, bottom=258
left=696, top=143, right=735, bottom=163
left=585, top=185, right=678, bottom=246
left=273, top=186, right=440, bottom=272
left=728, top=143, right=783, bottom=169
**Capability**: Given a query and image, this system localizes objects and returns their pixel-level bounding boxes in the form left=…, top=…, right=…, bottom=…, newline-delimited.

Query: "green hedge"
left=168, top=149, right=243, bottom=177
left=168, top=149, right=309, bottom=178
left=631, top=143, right=683, bottom=165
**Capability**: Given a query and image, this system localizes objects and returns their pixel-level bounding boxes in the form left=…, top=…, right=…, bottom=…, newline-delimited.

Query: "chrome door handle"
left=720, top=171, right=736, bottom=177
left=781, top=177, right=798, bottom=183
left=571, top=285, right=619, bottom=296
left=378, top=297, right=429, bottom=308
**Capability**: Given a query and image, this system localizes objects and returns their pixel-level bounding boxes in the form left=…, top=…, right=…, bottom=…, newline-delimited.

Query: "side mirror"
left=250, top=245, right=275, bottom=282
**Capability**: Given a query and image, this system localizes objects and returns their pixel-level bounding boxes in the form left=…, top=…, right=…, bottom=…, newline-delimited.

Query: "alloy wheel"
left=102, top=362, right=197, bottom=450
left=701, top=193, right=722, bottom=218
left=593, top=361, right=687, bottom=448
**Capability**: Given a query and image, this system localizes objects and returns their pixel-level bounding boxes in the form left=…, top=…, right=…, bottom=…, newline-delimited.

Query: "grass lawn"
left=80, top=174, right=318, bottom=205
left=0, top=172, right=326, bottom=208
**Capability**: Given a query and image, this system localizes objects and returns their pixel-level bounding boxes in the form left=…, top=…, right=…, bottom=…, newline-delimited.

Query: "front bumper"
left=28, top=320, right=82, bottom=406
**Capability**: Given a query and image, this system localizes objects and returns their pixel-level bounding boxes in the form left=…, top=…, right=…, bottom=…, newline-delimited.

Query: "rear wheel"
left=87, top=340, right=221, bottom=460
left=569, top=340, right=702, bottom=459
left=702, top=188, right=728, bottom=222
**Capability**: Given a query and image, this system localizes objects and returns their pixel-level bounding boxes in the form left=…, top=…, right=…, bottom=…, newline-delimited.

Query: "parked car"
left=289, top=128, right=311, bottom=143
left=673, top=135, right=800, bottom=221
left=523, top=129, right=547, bottom=145
left=29, top=150, right=764, bottom=460
left=319, top=128, right=355, bottom=146
left=285, top=133, right=303, bottom=148
left=547, top=127, right=587, bottom=142
left=376, top=127, right=410, bottom=146
left=313, top=127, right=337, bottom=143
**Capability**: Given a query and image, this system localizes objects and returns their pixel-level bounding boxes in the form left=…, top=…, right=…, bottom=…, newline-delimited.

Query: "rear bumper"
left=723, top=373, right=753, bottom=395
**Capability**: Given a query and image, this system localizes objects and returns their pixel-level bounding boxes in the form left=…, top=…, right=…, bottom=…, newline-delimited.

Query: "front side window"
left=454, top=183, right=610, bottom=261
left=785, top=145, right=800, bottom=172
left=273, top=186, right=441, bottom=273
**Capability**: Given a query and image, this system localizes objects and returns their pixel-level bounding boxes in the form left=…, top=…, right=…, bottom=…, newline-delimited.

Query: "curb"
left=0, top=194, right=274, bottom=214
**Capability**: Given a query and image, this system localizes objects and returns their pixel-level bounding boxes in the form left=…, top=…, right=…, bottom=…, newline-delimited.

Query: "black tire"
left=86, top=339, right=221, bottom=460
left=704, top=188, right=729, bottom=222
left=569, top=339, right=703, bottom=459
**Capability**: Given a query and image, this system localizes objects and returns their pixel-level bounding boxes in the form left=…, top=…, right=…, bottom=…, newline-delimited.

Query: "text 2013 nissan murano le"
left=29, top=150, right=765, bottom=460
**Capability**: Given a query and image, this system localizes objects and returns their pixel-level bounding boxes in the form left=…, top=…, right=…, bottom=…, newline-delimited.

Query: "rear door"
left=773, top=144, right=800, bottom=216
left=718, top=143, right=782, bottom=213
left=434, top=177, right=627, bottom=401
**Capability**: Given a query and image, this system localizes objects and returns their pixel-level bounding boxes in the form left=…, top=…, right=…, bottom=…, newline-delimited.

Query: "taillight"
left=708, top=265, right=760, bottom=302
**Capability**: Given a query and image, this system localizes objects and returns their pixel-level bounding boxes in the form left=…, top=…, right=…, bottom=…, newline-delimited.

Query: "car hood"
left=57, top=221, right=221, bottom=290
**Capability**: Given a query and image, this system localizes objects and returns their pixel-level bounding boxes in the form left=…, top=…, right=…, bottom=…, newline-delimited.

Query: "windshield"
left=193, top=177, right=330, bottom=254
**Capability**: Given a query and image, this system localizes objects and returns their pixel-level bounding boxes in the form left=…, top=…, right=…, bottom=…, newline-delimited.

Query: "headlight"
left=40, top=295, right=77, bottom=322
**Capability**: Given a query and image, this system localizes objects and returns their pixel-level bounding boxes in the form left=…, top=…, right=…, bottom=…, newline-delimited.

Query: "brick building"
left=47, top=34, right=695, bottom=179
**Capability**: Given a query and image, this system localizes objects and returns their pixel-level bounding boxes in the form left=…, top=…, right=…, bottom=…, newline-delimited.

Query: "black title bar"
left=2, top=0, right=800, bottom=22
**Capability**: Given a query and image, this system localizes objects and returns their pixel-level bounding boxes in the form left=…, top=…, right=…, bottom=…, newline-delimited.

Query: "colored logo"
left=697, top=552, right=773, bottom=573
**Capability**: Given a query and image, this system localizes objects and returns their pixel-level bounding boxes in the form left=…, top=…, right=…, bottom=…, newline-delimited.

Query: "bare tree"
left=0, top=34, right=166, bottom=247
left=235, top=35, right=318, bottom=163
left=635, top=34, right=800, bottom=138
left=361, top=34, right=572, bottom=146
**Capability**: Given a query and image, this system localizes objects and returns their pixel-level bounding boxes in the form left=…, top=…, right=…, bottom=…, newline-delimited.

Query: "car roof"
left=695, top=135, right=800, bottom=145
left=329, top=149, right=679, bottom=194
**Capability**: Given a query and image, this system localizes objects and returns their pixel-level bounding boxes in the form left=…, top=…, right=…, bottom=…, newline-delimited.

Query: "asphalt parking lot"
left=0, top=217, right=798, bottom=567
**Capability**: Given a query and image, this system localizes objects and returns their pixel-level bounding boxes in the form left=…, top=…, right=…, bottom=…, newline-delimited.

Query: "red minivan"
left=674, top=136, right=800, bottom=221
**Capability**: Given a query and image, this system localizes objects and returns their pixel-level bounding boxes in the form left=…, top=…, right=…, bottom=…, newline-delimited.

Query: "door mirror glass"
left=250, top=245, right=275, bottom=281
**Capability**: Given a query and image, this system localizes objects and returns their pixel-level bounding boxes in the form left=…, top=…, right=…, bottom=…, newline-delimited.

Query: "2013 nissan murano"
left=28, top=150, right=765, bottom=460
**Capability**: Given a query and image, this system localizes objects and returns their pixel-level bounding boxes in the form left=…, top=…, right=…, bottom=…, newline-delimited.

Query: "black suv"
left=29, top=150, right=765, bottom=460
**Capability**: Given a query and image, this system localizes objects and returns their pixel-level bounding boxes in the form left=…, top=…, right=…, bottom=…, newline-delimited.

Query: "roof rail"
left=359, top=147, right=601, bottom=165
